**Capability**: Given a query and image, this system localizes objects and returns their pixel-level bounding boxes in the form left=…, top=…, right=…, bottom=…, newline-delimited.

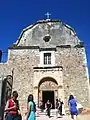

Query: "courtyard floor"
left=36, top=114, right=90, bottom=120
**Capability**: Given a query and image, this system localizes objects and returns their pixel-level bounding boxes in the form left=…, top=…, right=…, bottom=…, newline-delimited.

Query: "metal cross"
left=45, top=12, right=51, bottom=19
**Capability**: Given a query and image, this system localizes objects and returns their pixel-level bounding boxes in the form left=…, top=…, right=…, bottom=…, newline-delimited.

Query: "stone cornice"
left=8, top=44, right=84, bottom=50
left=33, top=66, right=63, bottom=69
left=8, top=46, right=39, bottom=49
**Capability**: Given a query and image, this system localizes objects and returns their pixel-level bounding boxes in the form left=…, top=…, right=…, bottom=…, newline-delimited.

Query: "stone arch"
left=38, top=77, right=58, bottom=108
left=38, top=77, right=58, bottom=91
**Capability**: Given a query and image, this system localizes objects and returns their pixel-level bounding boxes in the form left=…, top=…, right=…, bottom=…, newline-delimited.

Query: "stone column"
left=55, top=90, right=58, bottom=99
left=58, top=86, right=64, bottom=101
left=33, top=87, right=38, bottom=104
left=54, top=90, right=58, bottom=108
left=39, top=90, right=42, bottom=104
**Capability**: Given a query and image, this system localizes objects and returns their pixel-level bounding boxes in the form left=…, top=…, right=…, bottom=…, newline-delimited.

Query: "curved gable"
left=13, top=20, right=81, bottom=48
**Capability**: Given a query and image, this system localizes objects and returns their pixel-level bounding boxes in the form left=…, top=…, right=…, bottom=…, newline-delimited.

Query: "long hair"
left=12, top=91, right=18, bottom=98
left=27, top=94, right=36, bottom=112
left=69, top=95, right=74, bottom=101
left=68, top=95, right=74, bottom=105
left=28, top=94, right=33, bottom=102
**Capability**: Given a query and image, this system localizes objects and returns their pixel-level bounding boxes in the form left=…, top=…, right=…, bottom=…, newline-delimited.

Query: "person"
left=5, top=91, right=22, bottom=120
left=45, top=100, right=52, bottom=118
left=61, top=100, right=65, bottom=116
left=68, top=95, right=78, bottom=120
left=26, top=94, right=36, bottom=120
left=55, top=99, right=59, bottom=117
left=39, top=100, right=43, bottom=112
left=58, top=98, right=63, bottom=116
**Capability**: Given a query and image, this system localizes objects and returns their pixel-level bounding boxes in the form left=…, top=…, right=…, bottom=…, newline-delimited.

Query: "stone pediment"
left=10, top=20, right=82, bottom=48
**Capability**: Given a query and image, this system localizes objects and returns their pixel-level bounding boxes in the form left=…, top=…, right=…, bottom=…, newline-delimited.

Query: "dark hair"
left=28, top=94, right=33, bottom=102
left=12, top=91, right=18, bottom=98
left=27, top=94, right=36, bottom=112
left=69, top=95, right=74, bottom=101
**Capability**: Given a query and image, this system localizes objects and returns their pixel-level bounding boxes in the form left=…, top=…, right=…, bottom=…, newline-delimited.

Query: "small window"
left=44, top=53, right=51, bottom=65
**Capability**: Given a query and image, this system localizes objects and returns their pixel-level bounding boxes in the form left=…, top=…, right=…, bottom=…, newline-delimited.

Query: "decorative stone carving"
left=39, top=81, right=58, bottom=90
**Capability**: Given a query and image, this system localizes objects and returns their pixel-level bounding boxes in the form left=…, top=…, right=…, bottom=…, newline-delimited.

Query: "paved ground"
left=36, top=114, right=90, bottom=120
left=35, top=108, right=90, bottom=120
left=23, top=109, right=90, bottom=120
left=37, top=115, right=72, bottom=120
left=77, top=115, right=90, bottom=120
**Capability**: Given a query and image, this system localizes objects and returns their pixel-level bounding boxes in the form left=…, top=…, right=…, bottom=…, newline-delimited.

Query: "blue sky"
left=0, top=0, right=90, bottom=74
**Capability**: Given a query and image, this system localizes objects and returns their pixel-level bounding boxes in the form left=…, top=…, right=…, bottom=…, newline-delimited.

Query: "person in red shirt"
left=5, top=91, right=21, bottom=120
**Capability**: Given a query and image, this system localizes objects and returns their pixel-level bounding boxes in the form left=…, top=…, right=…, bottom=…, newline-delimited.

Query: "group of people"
left=39, top=98, right=64, bottom=118
left=55, top=95, right=78, bottom=120
left=4, top=91, right=36, bottom=120
left=4, top=90, right=78, bottom=120
left=40, top=95, right=78, bottom=120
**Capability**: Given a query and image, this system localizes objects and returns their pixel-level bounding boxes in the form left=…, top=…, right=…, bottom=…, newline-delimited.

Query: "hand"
left=18, top=110, right=21, bottom=115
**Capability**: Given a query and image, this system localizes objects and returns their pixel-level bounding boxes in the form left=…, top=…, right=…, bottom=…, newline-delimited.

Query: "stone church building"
left=0, top=19, right=90, bottom=112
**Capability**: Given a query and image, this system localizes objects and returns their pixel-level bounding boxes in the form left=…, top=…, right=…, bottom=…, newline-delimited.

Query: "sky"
left=0, top=0, right=90, bottom=74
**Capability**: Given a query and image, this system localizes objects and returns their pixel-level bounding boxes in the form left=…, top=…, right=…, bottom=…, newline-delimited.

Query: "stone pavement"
left=22, top=109, right=90, bottom=120
left=77, top=115, right=90, bottom=120
left=36, top=114, right=90, bottom=120
left=36, top=114, right=72, bottom=120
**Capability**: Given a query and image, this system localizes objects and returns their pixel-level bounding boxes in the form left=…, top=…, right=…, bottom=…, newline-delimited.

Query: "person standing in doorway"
left=58, top=98, right=63, bottom=116
left=40, top=100, right=43, bottom=112
left=68, top=95, right=78, bottom=120
left=45, top=100, right=52, bottom=118
left=26, top=94, right=36, bottom=120
left=55, top=99, right=59, bottom=117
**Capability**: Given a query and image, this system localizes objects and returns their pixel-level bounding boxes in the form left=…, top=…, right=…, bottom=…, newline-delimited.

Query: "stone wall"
left=4, top=45, right=89, bottom=112
left=56, top=47, right=90, bottom=107
left=7, top=49, right=40, bottom=112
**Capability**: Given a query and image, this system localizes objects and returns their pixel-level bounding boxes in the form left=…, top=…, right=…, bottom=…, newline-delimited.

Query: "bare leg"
left=71, top=114, right=74, bottom=119
left=56, top=109, right=58, bottom=117
left=73, top=115, right=76, bottom=120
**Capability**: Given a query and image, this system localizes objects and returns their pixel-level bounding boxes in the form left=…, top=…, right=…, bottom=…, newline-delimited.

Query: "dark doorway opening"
left=42, top=91, right=54, bottom=109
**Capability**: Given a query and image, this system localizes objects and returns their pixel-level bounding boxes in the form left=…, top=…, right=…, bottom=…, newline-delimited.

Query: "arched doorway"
left=38, top=77, right=58, bottom=109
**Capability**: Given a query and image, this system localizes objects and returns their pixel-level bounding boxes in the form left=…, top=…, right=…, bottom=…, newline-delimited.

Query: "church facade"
left=0, top=19, right=90, bottom=112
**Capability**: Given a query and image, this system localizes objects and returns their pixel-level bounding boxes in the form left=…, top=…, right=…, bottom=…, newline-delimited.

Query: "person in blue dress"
left=26, top=94, right=36, bottom=120
left=68, top=95, right=78, bottom=120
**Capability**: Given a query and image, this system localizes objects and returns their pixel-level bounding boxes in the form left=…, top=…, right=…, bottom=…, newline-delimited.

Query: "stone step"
left=36, top=109, right=62, bottom=115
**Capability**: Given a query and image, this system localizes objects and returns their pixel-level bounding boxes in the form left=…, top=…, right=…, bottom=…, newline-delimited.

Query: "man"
left=58, top=98, right=64, bottom=116
left=45, top=100, right=52, bottom=118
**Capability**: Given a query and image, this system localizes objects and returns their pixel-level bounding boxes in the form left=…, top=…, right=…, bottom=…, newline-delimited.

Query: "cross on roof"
left=45, top=12, right=51, bottom=19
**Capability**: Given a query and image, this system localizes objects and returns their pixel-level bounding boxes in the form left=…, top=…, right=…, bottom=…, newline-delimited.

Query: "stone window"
left=39, top=51, right=55, bottom=67
left=44, top=53, right=51, bottom=64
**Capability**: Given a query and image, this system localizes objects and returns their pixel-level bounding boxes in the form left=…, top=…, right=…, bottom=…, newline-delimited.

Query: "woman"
left=5, top=91, right=21, bottom=120
left=68, top=95, right=78, bottom=120
left=26, top=94, right=36, bottom=120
